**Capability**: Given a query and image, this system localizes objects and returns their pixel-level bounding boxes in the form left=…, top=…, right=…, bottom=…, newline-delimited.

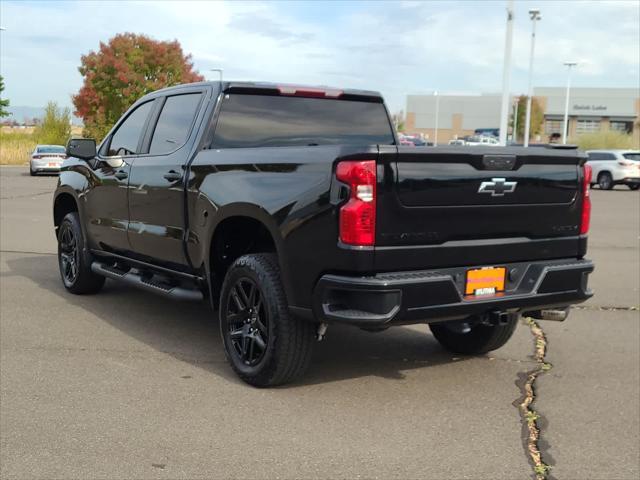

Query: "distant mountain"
left=5, top=105, right=83, bottom=125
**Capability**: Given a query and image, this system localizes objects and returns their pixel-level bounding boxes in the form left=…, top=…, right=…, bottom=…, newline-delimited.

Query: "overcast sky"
left=1, top=0, right=638, bottom=114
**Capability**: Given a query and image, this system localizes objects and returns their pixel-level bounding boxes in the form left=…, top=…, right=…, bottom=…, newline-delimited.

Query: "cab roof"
left=150, top=81, right=385, bottom=103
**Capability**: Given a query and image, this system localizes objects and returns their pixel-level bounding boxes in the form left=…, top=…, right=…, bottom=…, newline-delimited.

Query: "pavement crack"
left=515, top=317, right=554, bottom=480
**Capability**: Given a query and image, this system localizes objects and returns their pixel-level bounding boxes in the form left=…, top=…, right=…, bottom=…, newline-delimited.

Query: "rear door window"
left=149, top=93, right=203, bottom=155
left=211, top=94, right=395, bottom=148
left=622, top=153, right=640, bottom=161
left=108, top=101, right=154, bottom=156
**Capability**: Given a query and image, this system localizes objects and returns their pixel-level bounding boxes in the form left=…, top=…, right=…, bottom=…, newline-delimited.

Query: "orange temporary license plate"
left=465, top=267, right=506, bottom=296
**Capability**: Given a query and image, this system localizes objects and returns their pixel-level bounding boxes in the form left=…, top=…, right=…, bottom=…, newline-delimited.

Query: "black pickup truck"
left=54, top=81, right=594, bottom=386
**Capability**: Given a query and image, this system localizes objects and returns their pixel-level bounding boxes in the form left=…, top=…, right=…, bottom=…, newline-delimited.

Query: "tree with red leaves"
left=73, top=33, right=204, bottom=140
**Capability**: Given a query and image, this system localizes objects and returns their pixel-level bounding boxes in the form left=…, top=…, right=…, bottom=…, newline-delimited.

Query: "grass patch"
left=575, top=131, right=639, bottom=151
left=0, top=130, right=37, bottom=165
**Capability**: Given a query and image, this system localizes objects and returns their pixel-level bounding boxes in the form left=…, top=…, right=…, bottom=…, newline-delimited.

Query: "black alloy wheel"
left=57, top=212, right=105, bottom=294
left=59, top=222, right=79, bottom=286
left=219, top=253, right=315, bottom=387
left=225, top=277, right=269, bottom=366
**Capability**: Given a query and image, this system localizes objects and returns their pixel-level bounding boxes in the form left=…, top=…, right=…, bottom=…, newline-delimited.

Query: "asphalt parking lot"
left=1, top=166, right=638, bottom=479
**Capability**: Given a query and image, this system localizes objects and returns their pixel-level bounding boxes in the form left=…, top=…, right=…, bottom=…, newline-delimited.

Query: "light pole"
left=210, top=68, right=223, bottom=82
left=523, top=9, right=541, bottom=147
left=433, top=91, right=440, bottom=146
left=498, top=0, right=514, bottom=146
left=512, top=97, right=519, bottom=142
left=562, top=61, right=578, bottom=144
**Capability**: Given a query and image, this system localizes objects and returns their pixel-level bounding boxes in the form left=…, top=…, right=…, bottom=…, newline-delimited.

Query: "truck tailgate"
left=375, top=145, right=587, bottom=271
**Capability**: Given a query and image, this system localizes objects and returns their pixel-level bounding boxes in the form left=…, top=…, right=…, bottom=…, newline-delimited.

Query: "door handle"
left=114, top=170, right=128, bottom=180
left=163, top=170, right=182, bottom=182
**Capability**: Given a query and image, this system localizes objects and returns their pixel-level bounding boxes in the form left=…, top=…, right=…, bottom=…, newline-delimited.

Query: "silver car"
left=29, top=145, right=67, bottom=176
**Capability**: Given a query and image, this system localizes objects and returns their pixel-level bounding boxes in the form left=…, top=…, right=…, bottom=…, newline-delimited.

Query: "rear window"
left=623, top=153, right=640, bottom=161
left=211, top=94, right=395, bottom=148
left=37, top=146, right=65, bottom=154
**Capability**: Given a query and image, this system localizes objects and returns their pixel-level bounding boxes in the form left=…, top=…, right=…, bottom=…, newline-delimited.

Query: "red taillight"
left=336, top=160, right=377, bottom=246
left=580, top=164, right=592, bottom=235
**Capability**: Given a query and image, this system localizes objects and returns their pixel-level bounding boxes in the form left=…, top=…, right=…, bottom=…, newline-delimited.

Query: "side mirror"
left=104, top=157, right=124, bottom=168
left=66, top=138, right=96, bottom=160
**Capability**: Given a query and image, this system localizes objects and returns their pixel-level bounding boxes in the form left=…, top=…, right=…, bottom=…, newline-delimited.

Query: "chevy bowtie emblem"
left=478, top=178, right=517, bottom=197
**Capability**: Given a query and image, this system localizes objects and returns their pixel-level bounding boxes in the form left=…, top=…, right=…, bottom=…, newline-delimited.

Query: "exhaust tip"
left=526, top=308, right=569, bottom=322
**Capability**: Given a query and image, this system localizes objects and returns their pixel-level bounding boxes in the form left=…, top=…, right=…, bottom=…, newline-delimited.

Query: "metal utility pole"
left=512, top=98, right=519, bottom=142
left=433, top=91, right=440, bottom=146
left=523, top=9, right=541, bottom=147
left=210, top=68, right=223, bottom=82
left=562, top=61, right=578, bottom=144
left=498, top=0, right=514, bottom=146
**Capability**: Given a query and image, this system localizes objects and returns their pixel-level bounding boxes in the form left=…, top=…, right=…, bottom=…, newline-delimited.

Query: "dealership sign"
left=573, top=104, right=607, bottom=112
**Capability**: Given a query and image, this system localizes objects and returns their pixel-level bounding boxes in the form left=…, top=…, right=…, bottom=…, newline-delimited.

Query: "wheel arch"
left=204, top=204, right=290, bottom=309
left=53, top=190, right=80, bottom=236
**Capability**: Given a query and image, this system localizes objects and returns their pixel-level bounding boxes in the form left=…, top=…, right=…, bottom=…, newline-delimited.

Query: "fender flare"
left=201, top=202, right=293, bottom=307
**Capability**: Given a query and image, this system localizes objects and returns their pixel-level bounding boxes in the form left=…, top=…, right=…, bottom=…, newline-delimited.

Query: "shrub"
left=33, top=102, right=71, bottom=146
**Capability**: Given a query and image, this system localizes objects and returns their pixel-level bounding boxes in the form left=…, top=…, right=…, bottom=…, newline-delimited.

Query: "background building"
left=405, top=87, right=640, bottom=145
left=535, top=87, right=639, bottom=143
left=405, top=93, right=506, bottom=143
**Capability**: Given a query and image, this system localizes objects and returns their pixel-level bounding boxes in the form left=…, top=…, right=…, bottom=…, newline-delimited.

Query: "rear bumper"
left=31, top=162, right=62, bottom=173
left=312, top=258, right=594, bottom=326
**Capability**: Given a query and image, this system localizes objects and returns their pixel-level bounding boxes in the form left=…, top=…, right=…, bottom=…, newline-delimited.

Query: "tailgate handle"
left=482, top=155, right=517, bottom=170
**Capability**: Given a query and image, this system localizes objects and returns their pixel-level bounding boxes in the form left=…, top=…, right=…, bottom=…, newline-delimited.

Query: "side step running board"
left=91, top=262, right=203, bottom=302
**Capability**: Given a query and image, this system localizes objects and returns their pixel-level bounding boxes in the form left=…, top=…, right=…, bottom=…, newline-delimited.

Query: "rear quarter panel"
left=186, top=145, right=378, bottom=308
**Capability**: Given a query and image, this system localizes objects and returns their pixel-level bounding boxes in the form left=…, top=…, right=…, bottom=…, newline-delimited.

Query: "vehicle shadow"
left=4, top=254, right=468, bottom=388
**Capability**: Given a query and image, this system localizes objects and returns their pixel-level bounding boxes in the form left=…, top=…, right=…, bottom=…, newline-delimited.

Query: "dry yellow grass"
left=0, top=126, right=84, bottom=165
left=575, top=131, right=639, bottom=150
left=0, top=130, right=37, bottom=165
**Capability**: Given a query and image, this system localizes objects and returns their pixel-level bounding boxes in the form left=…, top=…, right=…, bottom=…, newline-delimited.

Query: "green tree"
left=72, top=33, right=204, bottom=140
left=513, top=95, right=544, bottom=142
left=0, top=75, right=10, bottom=118
left=34, top=102, right=71, bottom=146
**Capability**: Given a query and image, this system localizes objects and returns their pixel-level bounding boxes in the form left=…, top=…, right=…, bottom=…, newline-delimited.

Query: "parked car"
left=398, top=135, right=414, bottom=146
left=474, top=128, right=499, bottom=138
left=586, top=150, right=640, bottom=190
left=406, top=135, right=427, bottom=146
left=465, top=135, right=500, bottom=146
left=30, top=145, right=67, bottom=176
left=53, top=81, right=594, bottom=387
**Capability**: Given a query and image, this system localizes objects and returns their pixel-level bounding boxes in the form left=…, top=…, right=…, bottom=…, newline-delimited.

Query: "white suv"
left=586, top=150, right=640, bottom=190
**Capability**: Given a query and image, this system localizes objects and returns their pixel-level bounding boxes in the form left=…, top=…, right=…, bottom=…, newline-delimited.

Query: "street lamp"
left=433, top=90, right=440, bottom=146
left=498, top=0, right=514, bottom=146
left=512, top=97, right=519, bottom=142
left=562, top=61, right=578, bottom=144
left=523, top=8, right=541, bottom=148
left=210, top=68, right=223, bottom=82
